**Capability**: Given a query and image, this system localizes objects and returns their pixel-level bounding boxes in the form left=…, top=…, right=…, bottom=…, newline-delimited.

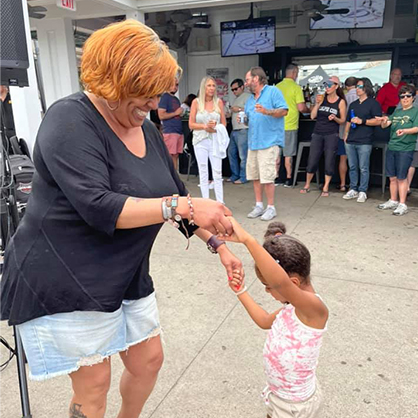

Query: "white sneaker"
left=343, top=190, right=359, bottom=200
left=378, top=199, right=399, bottom=210
left=247, top=206, right=264, bottom=218
left=357, top=192, right=367, bottom=203
left=260, top=207, right=277, bottom=221
left=393, top=203, right=408, bottom=216
left=209, top=181, right=214, bottom=190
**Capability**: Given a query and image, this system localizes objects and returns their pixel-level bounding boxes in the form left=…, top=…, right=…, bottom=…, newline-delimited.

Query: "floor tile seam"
left=312, top=274, right=418, bottom=292
left=148, top=276, right=259, bottom=417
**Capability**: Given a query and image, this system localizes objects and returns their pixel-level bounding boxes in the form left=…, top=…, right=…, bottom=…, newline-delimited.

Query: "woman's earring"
left=106, top=100, right=120, bottom=111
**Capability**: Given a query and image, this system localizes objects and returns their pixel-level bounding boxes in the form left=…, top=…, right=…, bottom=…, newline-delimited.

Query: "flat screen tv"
left=310, top=0, right=386, bottom=30
left=221, top=17, right=276, bottom=57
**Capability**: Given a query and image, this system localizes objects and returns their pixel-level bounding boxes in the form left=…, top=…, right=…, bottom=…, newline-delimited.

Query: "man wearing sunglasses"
left=227, top=78, right=251, bottom=184
left=376, top=68, right=406, bottom=114
left=376, top=84, right=418, bottom=216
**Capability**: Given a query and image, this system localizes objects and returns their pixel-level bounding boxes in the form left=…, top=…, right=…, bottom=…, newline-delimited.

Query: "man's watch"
left=207, top=235, right=226, bottom=254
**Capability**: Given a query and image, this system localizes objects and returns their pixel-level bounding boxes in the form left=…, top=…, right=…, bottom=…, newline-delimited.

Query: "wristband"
left=207, top=235, right=226, bottom=254
left=236, top=286, right=248, bottom=296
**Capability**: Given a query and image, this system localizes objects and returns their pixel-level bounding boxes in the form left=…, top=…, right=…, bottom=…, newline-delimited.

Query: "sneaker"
left=357, top=192, right=367, bottom=203
left=260, top=207, right=277, bottom=221
left=283, top=179, right=292, bottom=188
left=247, top=206, right=265, bottom=219
left=274, top=177, right=284, bottom=186
left=343, top=190, right=359, bottom=200
left=393, top=203, right=408, bottom=216
left=209, top=181, right=214, bottom=190
left=378, top=199, right=399, bottom=210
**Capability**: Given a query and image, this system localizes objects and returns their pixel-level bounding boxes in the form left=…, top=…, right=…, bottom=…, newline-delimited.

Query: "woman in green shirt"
left=377, top=85, right=418, bottom=216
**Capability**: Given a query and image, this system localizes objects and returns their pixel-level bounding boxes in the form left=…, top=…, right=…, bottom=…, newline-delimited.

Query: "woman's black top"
left=1, top=92, right=195, bottom=326
left=313, top=97, right=342, bottom=135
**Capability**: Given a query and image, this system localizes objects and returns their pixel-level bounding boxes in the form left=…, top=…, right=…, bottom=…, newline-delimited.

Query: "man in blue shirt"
left=244, top=67, right=288, bottom=221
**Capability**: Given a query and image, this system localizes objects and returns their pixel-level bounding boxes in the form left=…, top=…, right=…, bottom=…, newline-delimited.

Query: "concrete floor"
left=1, top=175, right=418, bottom=418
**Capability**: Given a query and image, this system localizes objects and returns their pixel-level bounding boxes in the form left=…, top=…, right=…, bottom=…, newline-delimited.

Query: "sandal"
left=300, top=187, right=310, bottom=194
left=321, top=190, right=329, bottom=197
left=337, top=185, right=346, bottom=192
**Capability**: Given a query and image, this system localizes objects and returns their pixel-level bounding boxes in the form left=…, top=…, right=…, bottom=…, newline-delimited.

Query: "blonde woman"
left=189, top=76, right=227, bottom=203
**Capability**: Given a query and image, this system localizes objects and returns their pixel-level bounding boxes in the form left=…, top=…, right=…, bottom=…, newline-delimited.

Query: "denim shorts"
left=17, top=292, right=160, bottom=381
left=337, top=138, right=346, bottom=156
left=386, top=149, right=414, bottom=180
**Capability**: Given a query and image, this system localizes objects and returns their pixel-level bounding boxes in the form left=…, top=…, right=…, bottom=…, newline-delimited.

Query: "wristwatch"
left=170, top=194, right=182, bottom=222
left=207, top=235, right=226, bottom=254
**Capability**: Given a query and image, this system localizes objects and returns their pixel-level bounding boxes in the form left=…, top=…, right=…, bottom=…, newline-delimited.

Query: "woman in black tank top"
left=301, top=77, right=347, bottom=196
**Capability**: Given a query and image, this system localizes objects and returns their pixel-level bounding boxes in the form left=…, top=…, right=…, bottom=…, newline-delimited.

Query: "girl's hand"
left=220, top=217, right=251, bottom=244
left=228, top=268, right=245, bottom=293
left=182, top=198, right=233, bottom=236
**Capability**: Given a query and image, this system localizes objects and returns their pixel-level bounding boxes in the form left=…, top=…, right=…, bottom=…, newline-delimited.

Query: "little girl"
left=225, top=218, right=328, bottom=418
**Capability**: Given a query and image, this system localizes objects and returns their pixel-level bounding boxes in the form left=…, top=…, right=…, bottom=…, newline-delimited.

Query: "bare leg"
left=69, top=359, right=111, bottom=418
left=284, top=156, right=292, bottom=179
left=117, top=335, right=164, bottom=418
left=322, top=175, right=332, bottom=192
left=303, top=172, right=315, bottom=190
left=389, top=176, right=398, bottom=201
left=407, top=166, right=415, bottom=193
left=171, top=154, right=179, bottom=171
left=339, top=155, right=348, bottom=188
left=253, top=180, right=263, bottom=203
left=398, top=179, right=409, bottom=204
left=264, top=183, right=275, bottom=206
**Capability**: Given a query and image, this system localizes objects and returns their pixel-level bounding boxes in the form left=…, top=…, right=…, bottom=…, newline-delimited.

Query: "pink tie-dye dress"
left=263, top=300, right=327, bottom=402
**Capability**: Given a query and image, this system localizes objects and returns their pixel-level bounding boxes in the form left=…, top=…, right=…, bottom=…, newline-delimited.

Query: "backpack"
left=7, top=137, right=35, bottom=217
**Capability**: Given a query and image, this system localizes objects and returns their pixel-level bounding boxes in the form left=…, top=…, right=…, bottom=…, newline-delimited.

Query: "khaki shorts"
left=265, top=383, right=323, bottom=418
left=246, top=146, right=280, bottom=184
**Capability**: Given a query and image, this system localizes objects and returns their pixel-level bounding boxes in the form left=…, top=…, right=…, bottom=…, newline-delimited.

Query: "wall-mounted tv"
left=310, top=0, right=386, bottom=30
left=221, top=17, right=276, bottom=57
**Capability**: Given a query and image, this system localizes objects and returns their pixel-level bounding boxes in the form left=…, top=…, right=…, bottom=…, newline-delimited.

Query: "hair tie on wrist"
left=235, top=286, right=247, bottom=296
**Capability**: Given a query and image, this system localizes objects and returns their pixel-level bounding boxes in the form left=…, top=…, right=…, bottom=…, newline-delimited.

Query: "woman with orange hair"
left=0, top=20, right=241, bottom=418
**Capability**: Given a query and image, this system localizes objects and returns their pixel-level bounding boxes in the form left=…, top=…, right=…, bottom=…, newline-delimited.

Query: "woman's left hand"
left=217, top=245, right=244, bottom=281
left=396, top=129, right=405, bottom=136
left=328, top=114, right=336, bottom=121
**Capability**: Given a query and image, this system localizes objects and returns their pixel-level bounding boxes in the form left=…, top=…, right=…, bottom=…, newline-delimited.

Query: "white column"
left=36, top=18, right=79, bottom=109
left=9, top=0, right=43, bottom=154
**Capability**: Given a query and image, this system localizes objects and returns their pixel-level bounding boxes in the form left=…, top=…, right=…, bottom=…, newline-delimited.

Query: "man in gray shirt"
left=227, top=78, right=251, bottom=184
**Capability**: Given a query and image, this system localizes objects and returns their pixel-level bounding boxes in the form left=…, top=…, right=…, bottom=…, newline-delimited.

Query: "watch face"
left=174, top=214, right=182, bottom=222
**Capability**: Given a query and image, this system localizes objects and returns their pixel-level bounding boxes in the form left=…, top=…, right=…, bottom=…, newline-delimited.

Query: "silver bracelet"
left=235, top=286, right=248, bottom=296
left=161, top=198, right=172, bottom=221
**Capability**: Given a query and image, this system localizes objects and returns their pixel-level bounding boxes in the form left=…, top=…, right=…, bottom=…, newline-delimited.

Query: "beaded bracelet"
left=187, top=193, right=195, bottom=226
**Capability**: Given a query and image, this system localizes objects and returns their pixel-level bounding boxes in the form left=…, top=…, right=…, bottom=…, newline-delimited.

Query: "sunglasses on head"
left=231, top=87, right=242, bottom=92
left=399, top=94, right=413, bottom=99
left=356, top=84, right=365, bottom=89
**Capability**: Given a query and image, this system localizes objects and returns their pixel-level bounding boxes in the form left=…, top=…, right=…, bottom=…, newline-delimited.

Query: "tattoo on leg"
left=130, top=197, right=144, bottom=203
left=69, top=403, right=87, bottom=418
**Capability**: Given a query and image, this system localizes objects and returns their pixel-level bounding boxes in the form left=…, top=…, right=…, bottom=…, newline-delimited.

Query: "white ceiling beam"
left=136, top=0, right=260, bottom=13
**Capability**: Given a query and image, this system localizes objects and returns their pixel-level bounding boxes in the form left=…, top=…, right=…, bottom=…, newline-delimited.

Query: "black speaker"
left=0, top=0, right=29, bottom=87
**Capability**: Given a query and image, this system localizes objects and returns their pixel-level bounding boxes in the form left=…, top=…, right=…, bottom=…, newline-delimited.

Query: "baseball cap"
left=325, top=75, right=340, bottom=85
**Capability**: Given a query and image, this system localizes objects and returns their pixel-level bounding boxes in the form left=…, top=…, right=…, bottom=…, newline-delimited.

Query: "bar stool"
left=371, top=142, right=388, bottom=194
left=292, top=141, right=320, bottom=188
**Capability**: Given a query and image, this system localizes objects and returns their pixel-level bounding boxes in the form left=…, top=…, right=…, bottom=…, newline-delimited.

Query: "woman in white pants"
left=189, top=76, right=227, bottom=203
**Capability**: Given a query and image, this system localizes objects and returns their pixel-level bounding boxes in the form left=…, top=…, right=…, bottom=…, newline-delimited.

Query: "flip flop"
left=321, top=191, right=329, bottom=197
left=300, top=188, right=310, bottom=194
left=233, top=180, right=243, bottom=184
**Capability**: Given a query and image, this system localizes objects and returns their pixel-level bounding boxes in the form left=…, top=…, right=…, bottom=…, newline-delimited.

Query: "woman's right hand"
left=181, top=198, right=233, bottom=235
left=204, top=124, right=216, bottom=133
